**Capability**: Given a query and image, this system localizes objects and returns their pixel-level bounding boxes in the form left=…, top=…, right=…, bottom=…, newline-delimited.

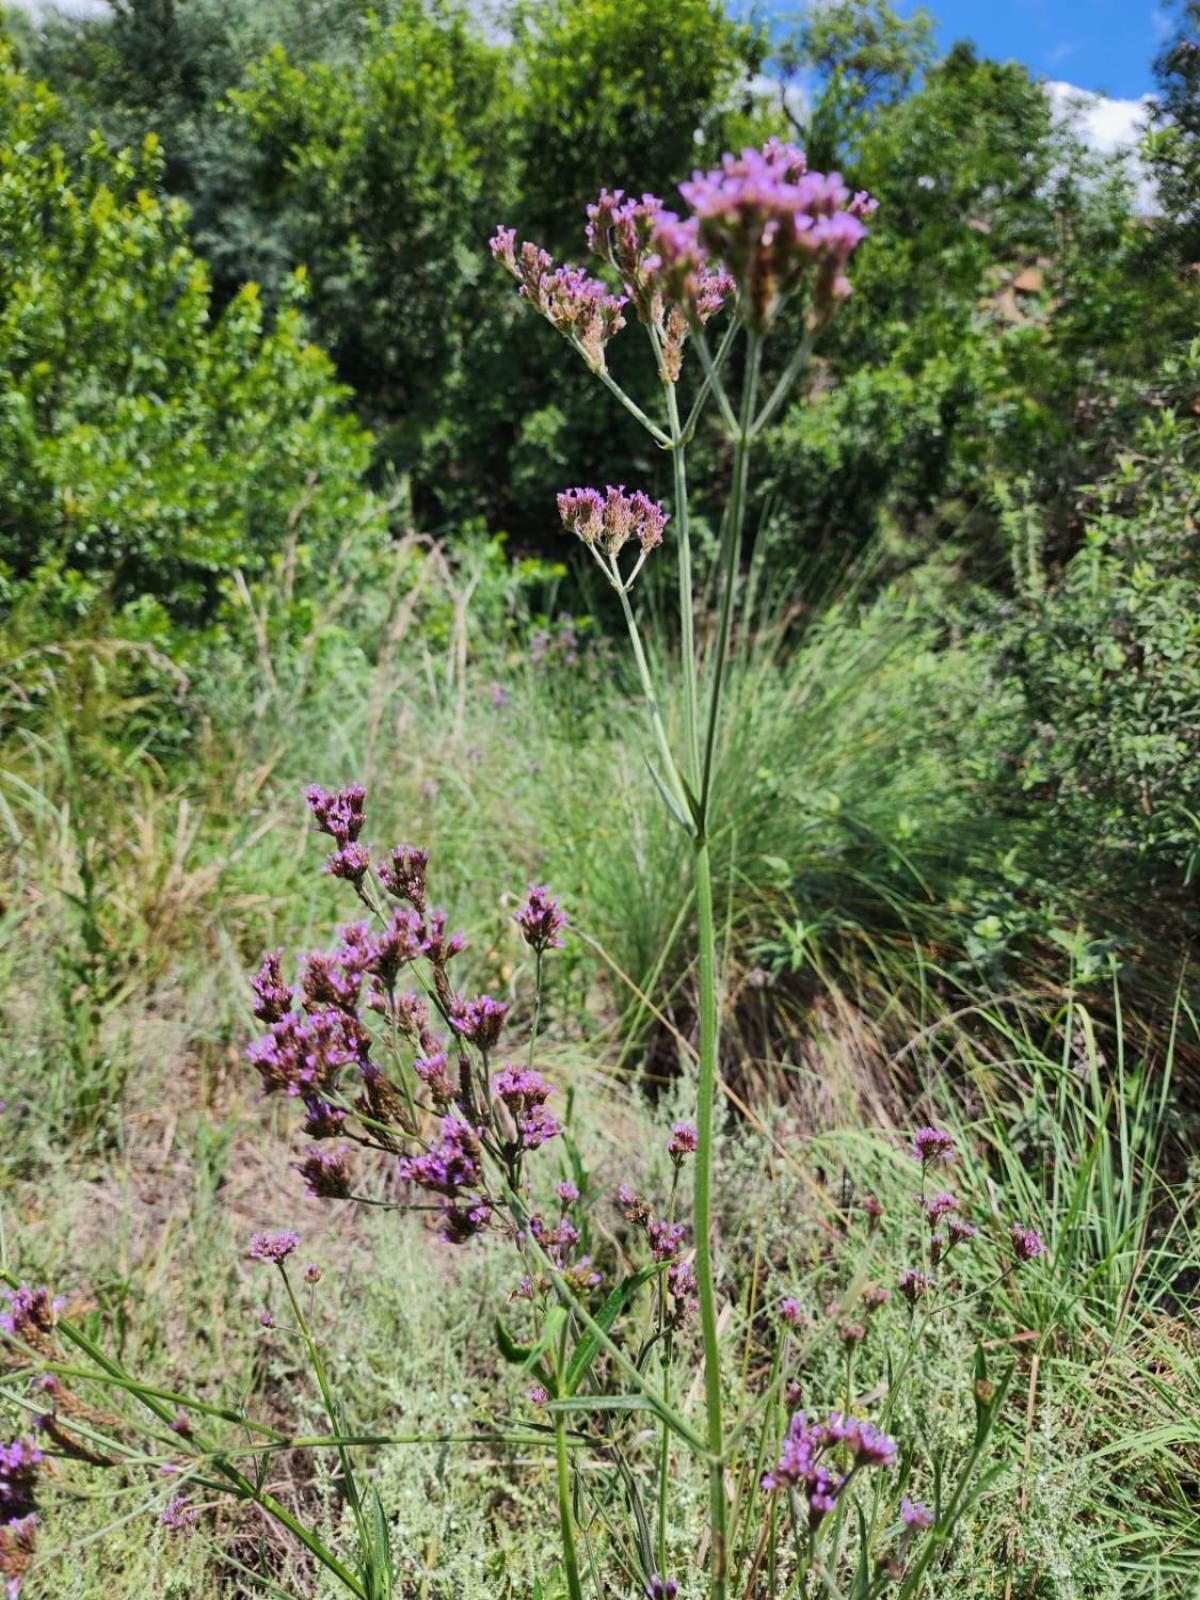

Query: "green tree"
left=759, top=44, right=1195, bottom=578
left=0, top=39, right=384, bottom=639
left=1148, top=3, right=1200, bottom=264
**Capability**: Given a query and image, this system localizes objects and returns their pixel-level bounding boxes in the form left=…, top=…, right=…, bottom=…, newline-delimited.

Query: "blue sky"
left=911, top=0, right=1170, bottom=99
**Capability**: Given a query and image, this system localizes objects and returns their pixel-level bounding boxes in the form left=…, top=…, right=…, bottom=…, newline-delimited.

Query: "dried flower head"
left=294, top=1146, right=353, bottom=1200
left=250, top=950, right=294, bottom=1023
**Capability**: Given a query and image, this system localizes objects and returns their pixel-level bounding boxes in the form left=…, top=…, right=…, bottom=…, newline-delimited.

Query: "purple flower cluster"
left=923, top=1191, right=958, bottom=1224
left=1009, top=1225, right=1046, bottom=1263
left=248, top=1231, right=299, bottom=1266
left=304, top=782, right=369, bottom=883
left=667, top=1121, right=698, bottom=1163
left=557, top=485, right=669, bottom=559
left=584, top=187, right=732, bottom=377
left=912, top=1126, right=955, bottom=1166
left=247, top=1004, right=365, bottom=1099
left=250, top=950, right=293, bottom=1023
left=763, top=1410, right=896, bottom=1524
left=490, top=229, right=627, bottom=372
left=898, top=1268, right=929, bottom=1307
left=160, top=1494, right=200, bottom=1532
left=676, top=138, right=875, bottom=330
left=0, top=1433, right=41, bottom=1595
left=0, top=1439, right=40, bottom=1524
left=378, top=843, right=428, bottom=910
left=399, top=1116, right=482, bottom=1197
left=0, top=1286, right=60, bottom=1346
left=901, top=1496, right=934, bottom=1530
left=514, top=886, right=568, bottom=954
left=0, top=1510, right=35, bottom=1597
left=492, top=1065, right=562, bottom=1150
left=448, top=994, right=508, bottom=1051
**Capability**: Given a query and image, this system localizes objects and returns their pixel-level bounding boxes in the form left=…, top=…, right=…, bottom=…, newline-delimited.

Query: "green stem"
left=683, top=317, right=740, bottom=440
left=280, top=1265, right=368, bottom=1551
left=702, top=332, right=761, bottom=802
left=616, top=581, right=692, bottom=822
left=691, top=329, right=761, bottom=1600
left=591, top=359, right=673, bottom=447
left=693, top=838, right=727, bottom=1600
left=34, top=1290, right=368, bottom=1598
left=664, top=382, right=700, bottom=785
left=554, top=1327, right=586, bottom=1600
left=750, top=331, right=813, bottom=439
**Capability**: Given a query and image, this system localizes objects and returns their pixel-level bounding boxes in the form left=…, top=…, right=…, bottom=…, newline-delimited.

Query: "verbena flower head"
left=448, top=993, right=508, bottom=1050
left=675, top=138, right=875, bottom=330
left=898, top=1268, right=929, bottom=1306
left=248, top=1007, right=363, bottom=1098
left=923, top=1191, right=958, bottom=1225
left=0, top=1286, right=60, bottom=1345
left=585, top=187, right=731, bottom=377
left=912, top=1127, right=955, bottom=1166
left=780, top=1295, right=804, bottom=1326
left=762, top=1408, right=892, bottom=1519
left=667, top=1121, right=698, bottom=1162
left=557, top=485, right=669, bottom=559
left=0, top=1437, right=42, bottom=1524
left=248, top=1231, right=299, bottom=1266
left=160, top=1495, right=200, bottom=1532
left=490, top=228, right=627, bottom=372
left=303, top=783, right=365, bottom=846
left=901, top=1496, right=934, bottom=1529
left=493, top=1065, right=561, bottom=1149
left=400, top=1117, right=481, bottom=1197
left=647, top=1219, right=686, bottom=1261
left=645, top=1578, right=679, bottom=1600
left=294, top=1146, right=353, bottom=1199
left=1009, top=1224, right=1046, bottom=1263
left=250, top=950, right=294, bottom=1023
left=378, top=844, right=429, bottom=910
left=829, top=1414, right=898, bottom=1468
left=948, top=1217, right=978, bottom=1247
left=514, top=885, right=568, bottom=953
left=0, top=1511, right=36, bottom=1597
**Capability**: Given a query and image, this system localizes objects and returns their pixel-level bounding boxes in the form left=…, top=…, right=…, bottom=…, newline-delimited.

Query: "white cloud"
left=1045, top=80, right=1151, bottom=154
left=1045, top=80, right=1158, bottom=211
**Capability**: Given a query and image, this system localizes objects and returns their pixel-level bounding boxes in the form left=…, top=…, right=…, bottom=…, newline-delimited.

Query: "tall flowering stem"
left=495, top=142, right=876, bottom=1600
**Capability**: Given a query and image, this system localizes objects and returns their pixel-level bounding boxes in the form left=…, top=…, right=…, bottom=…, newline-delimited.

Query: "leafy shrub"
left=0, top=42, right=385, bottom=648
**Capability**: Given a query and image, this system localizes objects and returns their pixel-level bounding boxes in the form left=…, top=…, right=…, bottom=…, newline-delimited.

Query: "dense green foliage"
left=0, top=41, right=385, bottom=657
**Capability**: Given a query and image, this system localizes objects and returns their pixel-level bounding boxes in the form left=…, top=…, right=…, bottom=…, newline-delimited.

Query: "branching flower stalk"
left=495, top=139, right=877, bottom=1598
